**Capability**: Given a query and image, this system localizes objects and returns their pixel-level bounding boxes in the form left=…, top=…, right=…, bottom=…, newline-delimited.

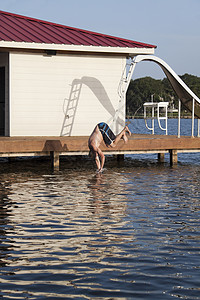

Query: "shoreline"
left=126, top=116, right=196, bottom=119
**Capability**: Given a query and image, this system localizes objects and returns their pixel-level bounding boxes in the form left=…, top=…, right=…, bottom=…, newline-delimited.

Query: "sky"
left=0, top=0, right=200, bottom=79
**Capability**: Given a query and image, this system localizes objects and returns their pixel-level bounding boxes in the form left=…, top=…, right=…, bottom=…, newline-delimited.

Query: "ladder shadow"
left=60, top=76, right=124, bottom=136
left=60, top=79, right=82, bottom=136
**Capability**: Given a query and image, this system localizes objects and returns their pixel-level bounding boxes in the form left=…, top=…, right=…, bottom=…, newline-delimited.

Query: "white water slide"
left=131, top=55, right=200, bottom=118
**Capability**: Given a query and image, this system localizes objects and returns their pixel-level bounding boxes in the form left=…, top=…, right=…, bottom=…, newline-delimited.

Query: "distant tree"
left=126, top=73, right=200, bottom=116
left=180, top=74, right=200, bottom=98
left=126, top=77, right=163, bottom=115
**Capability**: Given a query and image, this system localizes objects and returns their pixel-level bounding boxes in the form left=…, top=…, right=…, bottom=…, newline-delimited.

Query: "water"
left=0, top=119, right=200, bottom=299
left=131, top=117, right=199, bottom=136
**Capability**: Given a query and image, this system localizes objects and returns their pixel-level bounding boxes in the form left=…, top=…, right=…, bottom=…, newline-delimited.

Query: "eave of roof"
left=0, top=40, right=155, bottom=56
left=0, top=10, right=156, bottom=54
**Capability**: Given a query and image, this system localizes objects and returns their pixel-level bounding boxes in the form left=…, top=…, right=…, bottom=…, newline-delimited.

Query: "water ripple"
left=0, top=159, right=199, bottom=299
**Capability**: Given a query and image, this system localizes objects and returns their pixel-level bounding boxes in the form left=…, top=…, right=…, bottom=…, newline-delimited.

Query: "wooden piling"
left=50, top=151, right=60, bottom=170
left=169, top=149, right=178, bottom=166
left=158, top=153, right=165, bottom=163
left=117, top=154, right=124, bottom=161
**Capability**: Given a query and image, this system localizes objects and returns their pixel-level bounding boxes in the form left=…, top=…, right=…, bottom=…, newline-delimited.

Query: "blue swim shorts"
left=98, top=122, right=116, bottom=146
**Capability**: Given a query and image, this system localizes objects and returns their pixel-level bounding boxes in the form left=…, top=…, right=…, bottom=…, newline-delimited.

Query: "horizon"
left=131, top=72, right=200, bottom=81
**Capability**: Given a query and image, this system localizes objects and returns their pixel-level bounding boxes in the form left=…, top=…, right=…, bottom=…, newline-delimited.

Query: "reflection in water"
left=0, top=157, right=199, bottom=299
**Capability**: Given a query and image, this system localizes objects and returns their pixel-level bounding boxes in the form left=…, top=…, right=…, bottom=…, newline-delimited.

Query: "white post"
left=192, top=98, right=195, bottom=137
left=178, top=99, right=181, bottom=138
left=165, top=105, right=168, bottom=135
left=151, top=94, right=154, bottom=135
left=152, top=106, right=154, bottom=135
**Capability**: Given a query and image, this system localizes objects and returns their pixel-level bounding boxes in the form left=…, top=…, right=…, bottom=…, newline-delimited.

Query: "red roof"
left=0, top=10, right=156, bottom=49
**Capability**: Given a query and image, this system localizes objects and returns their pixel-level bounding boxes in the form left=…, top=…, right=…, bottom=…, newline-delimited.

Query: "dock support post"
left=158, top=153, right=165, bottom=163
left=117, top=154, right=124, bottom=161
left=50, top=151, right=60, bottom=170
left=169, top=150, right=178, bottom=166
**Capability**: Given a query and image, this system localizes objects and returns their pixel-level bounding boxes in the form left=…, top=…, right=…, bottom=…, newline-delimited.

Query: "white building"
left=0, top=10, right=156, bottom=137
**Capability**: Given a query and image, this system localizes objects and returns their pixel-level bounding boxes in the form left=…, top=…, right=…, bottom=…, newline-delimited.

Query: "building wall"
left=9, top=51, right=126, bottom=136
left=0, top=52, right=9, bottom=136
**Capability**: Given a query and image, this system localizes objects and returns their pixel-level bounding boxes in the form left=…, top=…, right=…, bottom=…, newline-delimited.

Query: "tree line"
left=126, top=73, right=200, bottom=117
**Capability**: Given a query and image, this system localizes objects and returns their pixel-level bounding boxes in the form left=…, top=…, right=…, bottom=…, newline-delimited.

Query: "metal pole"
left=152, top=106, right=154, bottom=135
left=165, top=104, right=168, bottom=135
left=192, top=98, right=195, bottom=137
left=178, top=99, right=181, bottom=138
left=151, top=94, right=154, bottom=134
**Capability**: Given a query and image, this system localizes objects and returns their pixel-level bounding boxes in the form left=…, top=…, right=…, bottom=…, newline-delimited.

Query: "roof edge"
left=0, top=40, right=155, bottom=55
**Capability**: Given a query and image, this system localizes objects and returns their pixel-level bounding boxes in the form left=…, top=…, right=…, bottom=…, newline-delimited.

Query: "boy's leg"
left=110, top=126, right=131, bottom=147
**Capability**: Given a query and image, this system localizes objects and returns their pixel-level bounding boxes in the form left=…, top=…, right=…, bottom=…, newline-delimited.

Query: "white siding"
left=10, top=52, right=126, bottom=136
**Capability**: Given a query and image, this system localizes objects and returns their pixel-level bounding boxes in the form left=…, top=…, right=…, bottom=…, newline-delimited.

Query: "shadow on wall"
left=60, top=76, right=124, bottom=136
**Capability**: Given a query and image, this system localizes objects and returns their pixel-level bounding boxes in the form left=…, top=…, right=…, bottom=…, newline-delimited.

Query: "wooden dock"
left=0, top=134, right=200, bottom=169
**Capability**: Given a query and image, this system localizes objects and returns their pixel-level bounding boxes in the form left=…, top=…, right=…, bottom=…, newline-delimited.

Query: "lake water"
left=0, top=119, right=199, bottom=299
